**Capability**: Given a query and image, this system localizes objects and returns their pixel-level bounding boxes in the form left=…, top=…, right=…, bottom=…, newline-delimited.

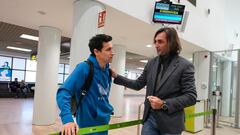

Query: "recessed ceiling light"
left=140, top=60, right=148, bottom=63
left=137, top=67, right=144, bottom=70
left=146, top=44, right=153, bottom=48
left=20, top=34, right=39, bottom=41
left=7, top=46, right=32, bottom=52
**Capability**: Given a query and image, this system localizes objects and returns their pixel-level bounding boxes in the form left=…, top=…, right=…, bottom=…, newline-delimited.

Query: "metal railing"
left=136, top=102, right=217, bottom=135
left=137, top=102, right=144, bottom=135
left=51, top=103, right=217, bottom=135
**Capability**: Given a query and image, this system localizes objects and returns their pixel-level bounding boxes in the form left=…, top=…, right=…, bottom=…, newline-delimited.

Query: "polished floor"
left=0, top=97, right=240, bottom=135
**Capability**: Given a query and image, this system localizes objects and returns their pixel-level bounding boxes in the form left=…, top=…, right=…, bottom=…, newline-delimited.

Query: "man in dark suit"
left=111, top=27, right=197, bottom=135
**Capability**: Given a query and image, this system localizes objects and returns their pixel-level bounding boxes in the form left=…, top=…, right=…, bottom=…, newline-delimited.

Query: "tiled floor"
left=0, top=97, right=240, bottom=135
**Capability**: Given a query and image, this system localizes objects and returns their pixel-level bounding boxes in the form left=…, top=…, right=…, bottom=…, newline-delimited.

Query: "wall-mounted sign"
left=98, top=11, right=106, bottom=28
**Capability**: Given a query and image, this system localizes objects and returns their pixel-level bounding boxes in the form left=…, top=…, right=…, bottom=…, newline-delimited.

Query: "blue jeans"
left=141, top=114, right=181, bottom=135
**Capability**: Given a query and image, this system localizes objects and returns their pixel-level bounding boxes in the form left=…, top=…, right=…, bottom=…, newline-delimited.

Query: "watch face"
left=162, top=104, right=168, bottom=110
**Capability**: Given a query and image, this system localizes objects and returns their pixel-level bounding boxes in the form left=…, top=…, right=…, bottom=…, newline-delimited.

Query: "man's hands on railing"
left=61, top=122, right=79, bottom=135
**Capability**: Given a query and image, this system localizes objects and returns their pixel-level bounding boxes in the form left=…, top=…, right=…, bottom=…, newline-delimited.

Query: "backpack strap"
left=73, top=60, right=94, bottom=116
left=80, top=60, right=94, bottom=97
left=108, top=69, right=112, bottom=82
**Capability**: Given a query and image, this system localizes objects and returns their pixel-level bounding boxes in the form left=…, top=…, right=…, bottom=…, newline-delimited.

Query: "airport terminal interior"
left=1, top=0, right=240, bottom=135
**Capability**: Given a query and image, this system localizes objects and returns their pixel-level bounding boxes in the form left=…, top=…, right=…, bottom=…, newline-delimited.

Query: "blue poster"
left=0, top=61, right=12, bottom=81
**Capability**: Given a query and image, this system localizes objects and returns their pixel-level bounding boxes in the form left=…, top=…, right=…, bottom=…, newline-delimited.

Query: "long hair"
left=154, top=27, right=182, bottom=55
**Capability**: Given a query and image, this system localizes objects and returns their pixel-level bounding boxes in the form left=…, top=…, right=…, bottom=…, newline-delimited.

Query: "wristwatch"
left=161, top=100, right=168, bottom=110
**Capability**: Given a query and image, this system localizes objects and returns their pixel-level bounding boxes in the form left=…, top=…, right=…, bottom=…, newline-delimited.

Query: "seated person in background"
left=10, top=78, right=20, bottom=97
left=19, top=80, right=28, bottom=98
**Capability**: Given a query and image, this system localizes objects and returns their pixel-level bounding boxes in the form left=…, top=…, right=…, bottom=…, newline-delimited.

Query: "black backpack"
left=71, top=60, right=111, bottom=117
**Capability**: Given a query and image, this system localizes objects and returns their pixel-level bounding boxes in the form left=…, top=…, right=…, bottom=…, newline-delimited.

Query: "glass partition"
left=210, top=50, right=238, bottom=126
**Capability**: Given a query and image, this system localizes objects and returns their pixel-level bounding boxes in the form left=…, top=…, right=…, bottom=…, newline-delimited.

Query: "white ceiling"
left=0, top=0, right=73, bottom=36
left=0, top=0, right=205, bottom=59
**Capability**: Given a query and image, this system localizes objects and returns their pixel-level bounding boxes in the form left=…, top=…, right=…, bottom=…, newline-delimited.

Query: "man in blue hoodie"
left=57, top=34, right=115, bottom=135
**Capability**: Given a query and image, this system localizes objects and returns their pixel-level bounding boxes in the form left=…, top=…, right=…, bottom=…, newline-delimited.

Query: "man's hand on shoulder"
left=110, top=68, right=118, bottom=78
left=62, top=122, right=79, bottom=135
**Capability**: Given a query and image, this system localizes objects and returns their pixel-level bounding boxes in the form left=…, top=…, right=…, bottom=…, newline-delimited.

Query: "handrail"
left=50, top=109, right=216, bottom=135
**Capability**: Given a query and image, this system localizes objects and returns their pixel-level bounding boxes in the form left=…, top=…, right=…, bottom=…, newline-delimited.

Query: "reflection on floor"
left=0, top=97, right=240, bottom=135
left=219, top=116, right=235, bottom=127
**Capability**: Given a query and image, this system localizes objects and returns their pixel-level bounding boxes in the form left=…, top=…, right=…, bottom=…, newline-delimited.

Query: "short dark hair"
left=154, top=27, right=182, bottom=55
left=88, top=34, right=112, bottom=56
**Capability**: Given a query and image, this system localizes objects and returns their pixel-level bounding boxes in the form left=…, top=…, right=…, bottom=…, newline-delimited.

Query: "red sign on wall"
left=98, top=10, right=106, bottom=28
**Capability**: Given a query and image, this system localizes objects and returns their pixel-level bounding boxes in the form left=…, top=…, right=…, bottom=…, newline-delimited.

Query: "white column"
left=109, top=45, right=126, bottom=117
left=221, top=61, right=232, bottom=116
left=193, top=51, right=211, bottom=100
left=32, top=26, right=61, bottom=125
left=235, top=50, right=240, bottom=128
left=70, top=0, right=105, bottom=71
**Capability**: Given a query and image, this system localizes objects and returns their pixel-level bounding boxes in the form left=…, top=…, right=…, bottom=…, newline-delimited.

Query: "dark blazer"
left=114, top=55, right=197, bottom=134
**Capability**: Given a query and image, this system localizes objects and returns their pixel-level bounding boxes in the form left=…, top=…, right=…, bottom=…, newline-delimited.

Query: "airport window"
left=64, top=74, right=69, bottom=81
left=65, top=64, right=70, bottom=74
left=0, top=54, right=69, bottom=84
left=12, top=57, right=26, bottom=70
left=11, top=70, right=25, bottom=81
left=25, top=71, right=36, bottom=83
left=58, top=74, right=64, bottom=84
left=26, top=59, right=37, bottom=71
left=11, top=57, right=26, bottom=82
left=58, top=64, right=69, bottom=84
left=58, top=64, right=64, bottom=74
left=0, top=56, right=12, bottom=68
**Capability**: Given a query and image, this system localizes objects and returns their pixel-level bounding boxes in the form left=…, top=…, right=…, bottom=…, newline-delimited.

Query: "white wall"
left=225, top=0, right=240, bottom=49
left=99, top=0, right=228, bottom=52
left=174, top=0, right=226, bottom=52
left=97, top=0, right=155, bottom=24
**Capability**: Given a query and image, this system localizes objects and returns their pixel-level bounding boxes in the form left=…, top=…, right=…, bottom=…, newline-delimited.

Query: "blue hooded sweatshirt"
left=57, top=55, right=113, bottom=134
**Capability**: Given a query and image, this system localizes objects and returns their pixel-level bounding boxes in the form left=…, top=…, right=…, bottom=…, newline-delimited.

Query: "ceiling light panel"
left=20, top=34, right=39, bottom=41
left=7, top=46, right=32, bottom=52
